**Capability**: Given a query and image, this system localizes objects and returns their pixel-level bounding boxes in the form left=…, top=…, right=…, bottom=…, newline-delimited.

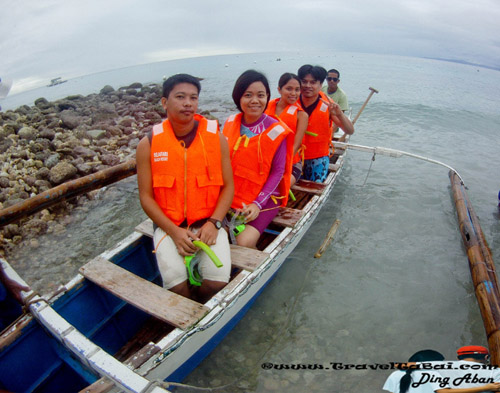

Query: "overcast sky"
left=1, top=0, right=499, bottom=94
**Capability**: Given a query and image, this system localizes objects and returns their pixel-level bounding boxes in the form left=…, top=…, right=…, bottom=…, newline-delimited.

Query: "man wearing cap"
left=425, top=346, right=500, bottom=391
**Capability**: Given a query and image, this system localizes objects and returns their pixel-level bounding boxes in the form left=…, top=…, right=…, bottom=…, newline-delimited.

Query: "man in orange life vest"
left=136, top=74, right=234, bottom=301
left=298, top=65, right=354, bottom=183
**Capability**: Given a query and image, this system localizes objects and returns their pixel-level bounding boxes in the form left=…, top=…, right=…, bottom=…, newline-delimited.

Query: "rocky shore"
left=0, top=82, right=175, bottom=257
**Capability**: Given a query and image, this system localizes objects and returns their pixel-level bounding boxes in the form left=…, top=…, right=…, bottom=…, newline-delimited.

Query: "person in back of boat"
left=383, top=349, right=500, bottom=393
left=223, top=70, right=294, bottom=249
left=428, top=346, right=500, bottom=391
left=321, top=68, right=349, bottom=112
left=136, top=73, right=234, bottom=301
left=298, top=64, right=354, bottom=183
left=0, top=261, right=29, bottom=330
left=265, top=72, right=308, bottom=186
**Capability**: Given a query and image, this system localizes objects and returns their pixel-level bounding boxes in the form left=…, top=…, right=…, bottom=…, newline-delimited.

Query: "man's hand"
left=197, top=222, right=219, bottom=246
left=169, top=227, right=199, bottom=256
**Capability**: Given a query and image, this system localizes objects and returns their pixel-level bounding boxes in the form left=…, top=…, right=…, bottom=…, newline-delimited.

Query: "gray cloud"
left=1, top=0, right=499, bottom=94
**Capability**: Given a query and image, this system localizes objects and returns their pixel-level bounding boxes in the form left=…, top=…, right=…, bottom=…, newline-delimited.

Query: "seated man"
left=298, top=64, right=354, bottom=183
left=321, top=68, right=349, bottom=112
left=136, top=74, right=234, bottom=302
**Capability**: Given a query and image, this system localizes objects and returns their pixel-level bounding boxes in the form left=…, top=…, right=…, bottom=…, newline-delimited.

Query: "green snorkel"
left=184, top=240, right=223, bottom=286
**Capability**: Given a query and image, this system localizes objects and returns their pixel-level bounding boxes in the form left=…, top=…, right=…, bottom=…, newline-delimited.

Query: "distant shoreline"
left=424, top=57, right=500, bottom=72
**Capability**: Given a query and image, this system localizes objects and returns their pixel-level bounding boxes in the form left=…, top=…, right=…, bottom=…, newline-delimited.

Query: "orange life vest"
left=265, top=98, right=304, bottom=165
left=150, top=114, right=223, bottom=226
left=302, top=91, right=333, bottom=160
left=223, top=113, right=293, bottom=209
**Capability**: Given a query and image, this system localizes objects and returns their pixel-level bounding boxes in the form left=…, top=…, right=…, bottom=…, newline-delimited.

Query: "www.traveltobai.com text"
left=261, top=362, right=500, bottom=371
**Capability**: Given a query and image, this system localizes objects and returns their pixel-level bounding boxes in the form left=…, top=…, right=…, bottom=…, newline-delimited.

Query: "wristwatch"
left=207, top=217, right=222, bottom=230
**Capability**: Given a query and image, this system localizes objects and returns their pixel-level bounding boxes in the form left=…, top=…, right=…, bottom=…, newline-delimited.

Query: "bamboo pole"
left=0, top=159, right=137, bottom=227
left=450, top=171, right=500, bottom=365
left=314, top=219, right=341, bottom=258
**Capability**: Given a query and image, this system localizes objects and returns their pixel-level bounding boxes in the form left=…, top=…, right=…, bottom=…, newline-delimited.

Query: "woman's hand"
left=169, top=226, right=199, bottom=256
left=241, top=203, right=260, bottom=223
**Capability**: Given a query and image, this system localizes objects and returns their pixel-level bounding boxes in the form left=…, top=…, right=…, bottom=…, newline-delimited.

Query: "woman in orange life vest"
left=223, top=70, right=294, bottom=249
left=265, top=73, right=308, bottom=186
left=136, top=74, right=234, bottom=301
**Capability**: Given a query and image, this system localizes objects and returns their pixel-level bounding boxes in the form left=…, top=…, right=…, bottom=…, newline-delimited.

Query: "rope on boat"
left=333, top=141, right=467, bottom=186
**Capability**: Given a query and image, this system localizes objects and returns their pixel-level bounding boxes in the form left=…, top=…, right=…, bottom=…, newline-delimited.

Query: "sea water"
left=3, top=51, right=500, bottom=392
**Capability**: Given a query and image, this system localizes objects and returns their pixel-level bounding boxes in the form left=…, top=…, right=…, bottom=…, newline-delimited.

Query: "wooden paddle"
left=352, top=87, right=379, bottom=125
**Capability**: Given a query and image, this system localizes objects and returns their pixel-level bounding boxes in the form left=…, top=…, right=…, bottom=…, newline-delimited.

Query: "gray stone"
left=49, top=161, right=77, bottom=184
left=44, top=154, right=60, bottom=168
left=59, top=110, right=80, bottom=129
left=73, top=146, right=97, bottom=159
left=18, top=126, right=37, bottom=140
left=86, top=129, right=107, bottom=139
left=100, top=85, right=115, bottom=94
left=100, top=154, right=120, bottom=166
left=39, top=128, right=56, bottom=140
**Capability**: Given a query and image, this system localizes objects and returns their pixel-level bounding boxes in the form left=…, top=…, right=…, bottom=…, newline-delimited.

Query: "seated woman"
left=223, top=70, right=294, bottom=249
left=265, top=73, right=308, bottom=185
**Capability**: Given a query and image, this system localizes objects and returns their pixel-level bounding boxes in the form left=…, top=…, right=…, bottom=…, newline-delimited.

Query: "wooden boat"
left=0, top=131, right=350, bottom=392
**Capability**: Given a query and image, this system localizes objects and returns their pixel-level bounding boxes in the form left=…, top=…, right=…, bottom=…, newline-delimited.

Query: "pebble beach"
left=0, top=82, right=172, bottom=257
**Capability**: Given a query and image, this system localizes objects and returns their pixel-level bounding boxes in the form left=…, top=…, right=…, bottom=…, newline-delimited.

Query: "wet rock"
left=59, top=110, right=81, bottom=129
left=86, top=129, right=107, bottom=139
left=128, top=82, right=142, bottom=89
left=0, top=138, right=13, bottom=153
left=23, top=218, right=48, bottom=236
left=3, top=121, right=20, bottom=135
left=18, top=126, right=37, bottom=140
left=39, top=128, right=56, bottom=140
left=72, top=146, right=97, bottom=159
left=100, top=85, right=115, bottom=94
left=2, top=224, right=21, bottom=239
left=34, top=97, right=51, bottom=110
left=44, top=154, right=60, bottom=169
left=49, top=161, right=77, bottom=184
left=100, top=153, right=120, bottom=166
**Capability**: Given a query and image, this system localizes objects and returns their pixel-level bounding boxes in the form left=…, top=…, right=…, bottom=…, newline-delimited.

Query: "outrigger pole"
left=332, top=141, right=467, bottom=185
left=333, top=140, right=500, bottom=365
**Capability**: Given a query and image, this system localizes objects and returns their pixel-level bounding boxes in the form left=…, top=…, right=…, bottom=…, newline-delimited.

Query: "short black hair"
left=232, top=70, right=271, bottom=112
left=278, top=72, right=300, bottom=89
left=162, top=74, right=201, bottom=98
left=327, top=69, right=340, bottom=78
left=297, top=65, right=328, bottom=84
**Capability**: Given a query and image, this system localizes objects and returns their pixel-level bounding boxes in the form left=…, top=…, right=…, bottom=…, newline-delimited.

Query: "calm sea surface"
left=3, top=52, right=500, bottom=392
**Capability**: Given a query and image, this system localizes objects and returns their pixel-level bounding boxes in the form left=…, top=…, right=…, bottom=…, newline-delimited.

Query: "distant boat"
left=47, top=77, right=67, bottom=87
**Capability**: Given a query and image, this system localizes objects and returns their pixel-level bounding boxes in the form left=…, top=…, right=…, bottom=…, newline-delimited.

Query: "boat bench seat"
left=135, top=219, right=270, bottom=272
left=79, top=257, right=209, bottom=330
left=272, top=206, right=303, bottom=228
left=291, top=179, right=327, bottom=196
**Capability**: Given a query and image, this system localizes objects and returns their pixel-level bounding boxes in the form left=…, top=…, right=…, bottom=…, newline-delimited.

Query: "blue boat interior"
left=0, top=236, right=165, bottom=393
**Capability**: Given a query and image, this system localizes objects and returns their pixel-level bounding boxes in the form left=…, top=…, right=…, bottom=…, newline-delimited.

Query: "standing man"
left=298, top=64, right=354, bottom=183
left=321, top=69, right=348, bottom=112
left=136, top=74, right=234, bottom=302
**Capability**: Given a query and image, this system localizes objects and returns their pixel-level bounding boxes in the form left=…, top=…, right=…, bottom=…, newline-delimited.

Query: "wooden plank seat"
left=79, top=257, right=209, bottom=330
left=272, top=206, right=303, bottom=228
left=134, top=219, right=270, bottom=272
left=291, top=179, right=326, bottom=196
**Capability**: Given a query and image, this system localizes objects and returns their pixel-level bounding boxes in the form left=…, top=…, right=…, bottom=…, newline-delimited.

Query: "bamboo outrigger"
left=449, top=171, right=500, bottom=365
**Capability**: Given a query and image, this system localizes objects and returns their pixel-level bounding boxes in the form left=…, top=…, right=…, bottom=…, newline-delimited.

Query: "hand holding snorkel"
left=240, top=202, right=260, bottom=223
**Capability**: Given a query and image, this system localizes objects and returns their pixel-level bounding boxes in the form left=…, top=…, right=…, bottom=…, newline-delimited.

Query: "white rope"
left=333, top=142, right=467, bottom=186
